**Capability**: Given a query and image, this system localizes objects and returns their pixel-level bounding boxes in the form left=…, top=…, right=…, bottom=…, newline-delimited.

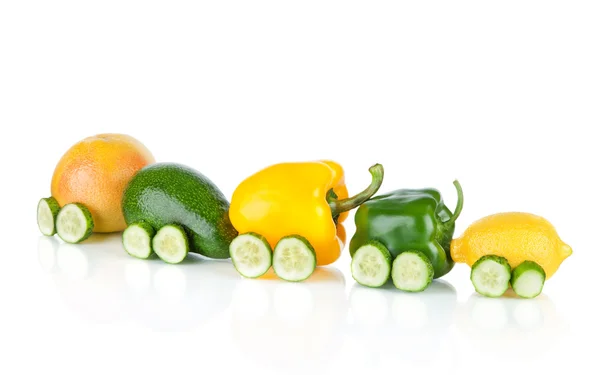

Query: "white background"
left=1, top=1, right=599, bottom=374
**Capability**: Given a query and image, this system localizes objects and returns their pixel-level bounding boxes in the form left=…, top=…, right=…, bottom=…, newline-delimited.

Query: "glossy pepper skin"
left=349, top=181, right=464, bottom=279
left=229, top=161, right=384, bottom=266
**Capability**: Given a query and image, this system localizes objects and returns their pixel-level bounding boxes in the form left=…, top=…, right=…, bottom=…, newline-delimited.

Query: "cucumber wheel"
left=56, top=203, right=94, bottom=244
left=470, top=255, right=511, bottom=297
left=123, top=222, right=156, bottom=259
left=351, top=241, right=392, bottom=287
left=37, top=197, right=61, bottom=236
left=272, top=235, right=316, bottom=282
left=511, top=260, right=546, bottom=299
left=229, top=232, right=273, bottom=278
left=391, top=251, right=434, bottom=292
left=152, top=224, right=189, bottom=264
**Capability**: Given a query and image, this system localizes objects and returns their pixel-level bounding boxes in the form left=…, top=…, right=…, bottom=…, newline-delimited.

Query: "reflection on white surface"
left=37, top=236, right=58, bottom=272
left=36, top=235, right=570, bottom=372
left=349, top=284, right=389, bottom=325
left=273, top=282, right=315, bottom=322
left=229, top=267, right=348, bottom=373
left=56, top=243, right=90, bottom=281
left=458, top=291, right=567, bottom=363
left=153, top=265, right=187, bottom=302
left=123, top=259, right=152, bottom=294
left=512, top=298, right=544, bottom=331
left=39, top=233, right=240, bottom=331
left=230, top=278, right=270, bottom=320
left=468, top=294, right=509, bottom=331
left=347, top=280, right=458, bottom=370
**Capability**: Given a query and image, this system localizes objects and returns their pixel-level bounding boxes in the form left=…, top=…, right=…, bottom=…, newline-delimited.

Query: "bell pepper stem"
left=328, top=163, right=384, bottom=218
left=445, top=180, right=464, bottom=227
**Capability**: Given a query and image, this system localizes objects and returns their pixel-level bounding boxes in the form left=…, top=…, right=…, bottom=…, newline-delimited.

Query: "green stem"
left=445, top=180, right=464, bottom=226
left=328, top=163, right=384, bottom=218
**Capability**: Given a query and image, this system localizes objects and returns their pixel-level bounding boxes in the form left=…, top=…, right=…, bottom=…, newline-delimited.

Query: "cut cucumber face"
left=470, top=255, right=511, bottom=297
left=229, top=232, right=272, bottom=278
left=37, top=197, right=61, bottom=236
left=391, top=250, right=434, bottom=292
left=123, top=222, right=156, bottom=259
left=511, top=260, right=546, bottom=299
left=272, top=235, right=316, bottom=282
left=152, top=224, right=189, bottom=264
left=56, top=203, right=94, bottom=244
left=351, top=241, right=392, bottom=287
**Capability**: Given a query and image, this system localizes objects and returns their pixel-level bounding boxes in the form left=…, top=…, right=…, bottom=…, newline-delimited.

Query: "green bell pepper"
left=349, top=180, right=464, bottom=279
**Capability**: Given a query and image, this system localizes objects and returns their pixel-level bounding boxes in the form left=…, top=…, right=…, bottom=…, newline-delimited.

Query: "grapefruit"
left=51, top=133, right=155, bottom=233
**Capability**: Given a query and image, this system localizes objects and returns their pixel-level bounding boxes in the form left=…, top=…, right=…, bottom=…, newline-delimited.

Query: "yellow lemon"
left=451, top=212, right=572, bottom=279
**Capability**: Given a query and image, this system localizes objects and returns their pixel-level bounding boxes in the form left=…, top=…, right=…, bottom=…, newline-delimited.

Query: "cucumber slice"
left=470, top=255, right=511, bottom=297
left=391, top=251, right=434, bottom=292
left=37, top=197, right=61, bottom=236
left=123, top=222, right=156, bottom=259
left=56, top=203, right=94, bottom=244
left=272, top=235, right=316, bottom=282
left=152, top=224, right=189, bottom=264
left=351, top=241, right=392, bottom=287
left=229, top=232, right=273, bottom=278
left=511, top=260, right=546, bottom=299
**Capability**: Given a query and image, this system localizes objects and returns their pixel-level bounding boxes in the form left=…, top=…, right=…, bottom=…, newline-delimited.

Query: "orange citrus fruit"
left=51, top=134, right=155, bottom=233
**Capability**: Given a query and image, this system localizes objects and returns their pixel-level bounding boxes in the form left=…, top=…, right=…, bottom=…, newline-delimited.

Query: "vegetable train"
left=36, top=133, right=573, bottom=298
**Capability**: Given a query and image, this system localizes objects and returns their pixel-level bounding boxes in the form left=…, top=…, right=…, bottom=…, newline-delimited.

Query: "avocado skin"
left=122, top=162, right=238, bottom=259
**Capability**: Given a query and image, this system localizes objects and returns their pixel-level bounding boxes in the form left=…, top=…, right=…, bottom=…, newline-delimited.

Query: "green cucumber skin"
left=135, top=221, right=156, bottom=238
left=58, top=203, right=94, bottom=243
left=470, top=255, right=511, bottom=297
left=274, top=268, right=314, bottom=283
left=230, top=232, right=273, bottom=278
left=362, top=240, right=392, bottom=263
left=472, top=254, right=511, bottom=270
left=273, top=235, right=317, bottom=282
left=71, top=203, right=94, bottom=243
left=392, top=250, right=434, bottom=292
left=512, top=260, right=546, bottom=282
left=153, top=224, right=190, bottom=264
left=351, top=241, right=392, bottom=288
left=122, top=222, right=156, bottom=259
left=230, top=232, right=272, bottom=256
left=131, top=221, right=156, bottom=238
left=38, top=197, right=61, bottom=236
left=238, top=232, right=270, bottom=243
left=511, top=260, right=546, bottom=298
left=122, top=163, right=238, bottom=259
left=351, top=264, right=390, bottom=288
left=277, top=234, right=317, bottom=257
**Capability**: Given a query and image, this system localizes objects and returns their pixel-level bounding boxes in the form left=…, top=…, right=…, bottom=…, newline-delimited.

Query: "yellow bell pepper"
left=229, top=160, right=384, bottom=266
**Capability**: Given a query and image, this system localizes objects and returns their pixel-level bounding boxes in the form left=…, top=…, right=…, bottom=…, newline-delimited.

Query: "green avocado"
left=122, top=162, right=238, bottom=259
